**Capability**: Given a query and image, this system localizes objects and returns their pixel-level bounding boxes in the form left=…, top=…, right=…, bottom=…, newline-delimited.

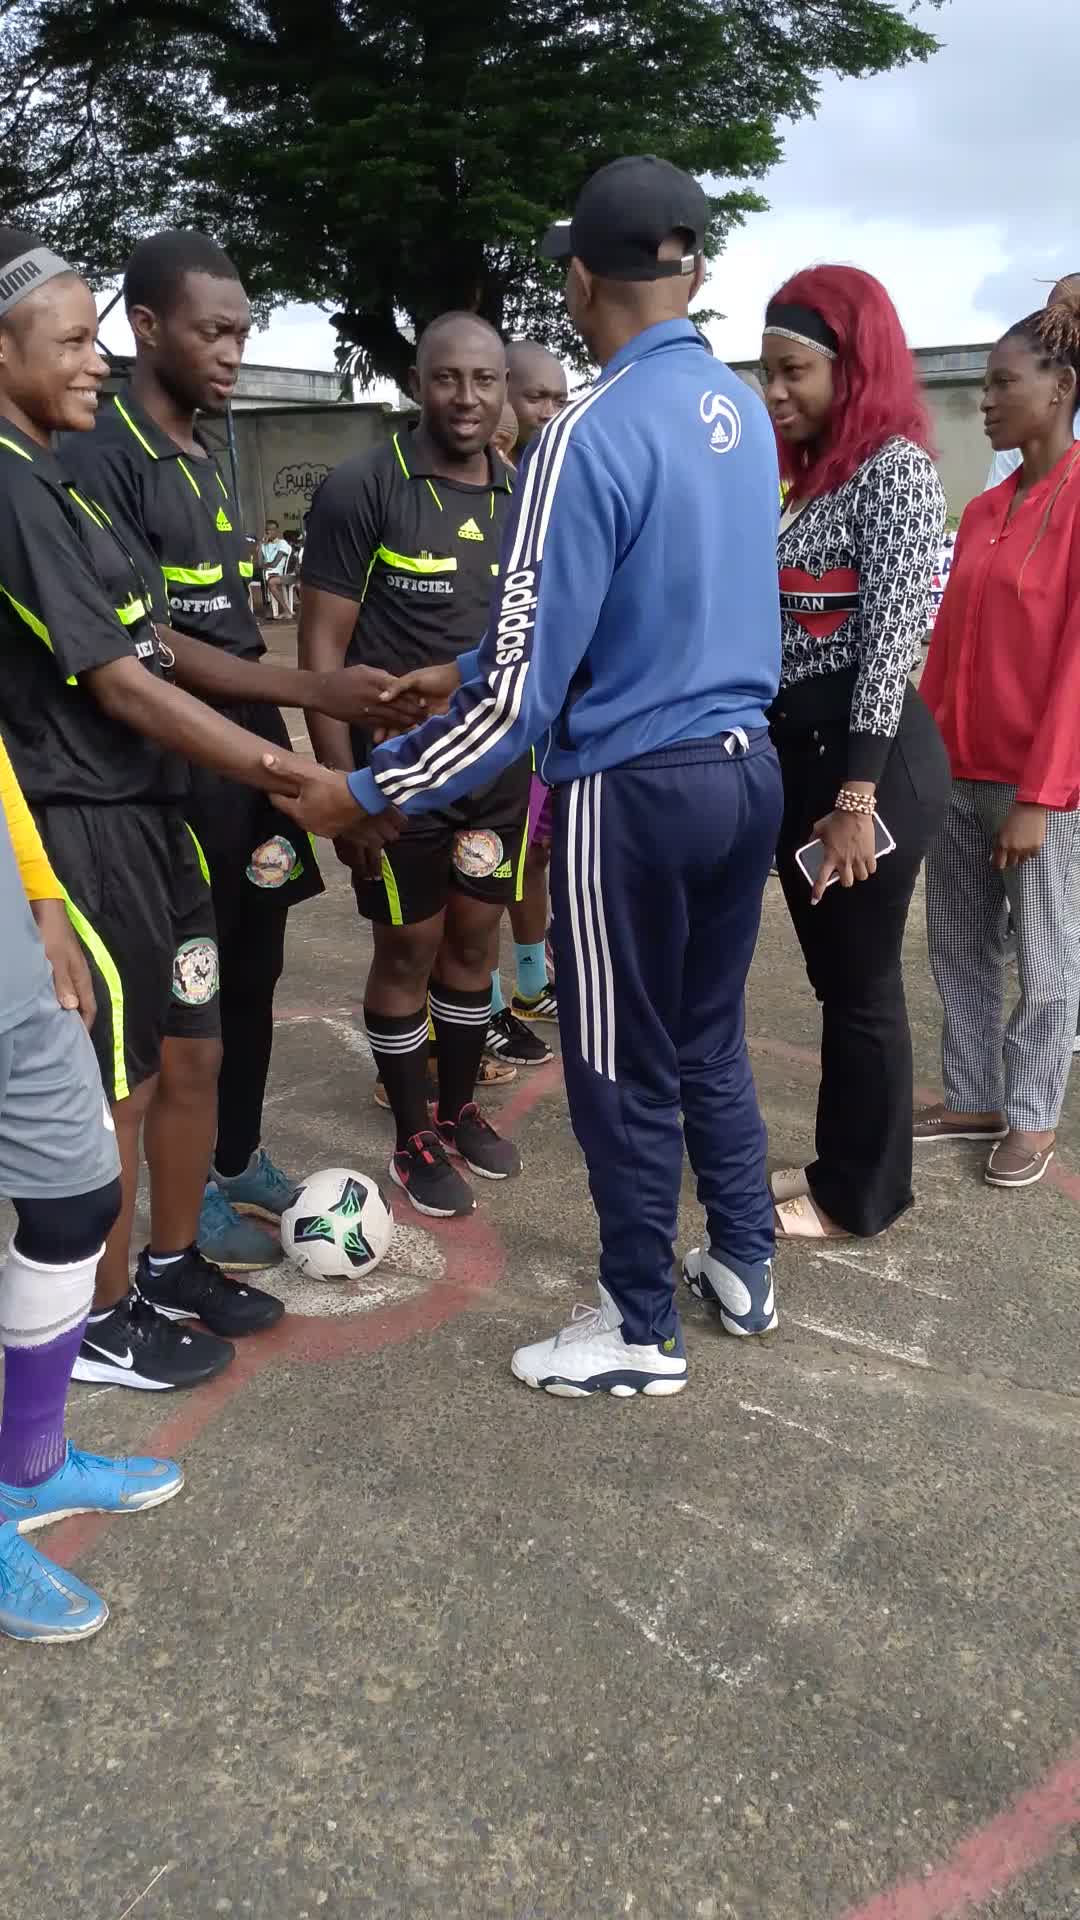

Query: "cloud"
left=707, top=0, right=1078, bottom=352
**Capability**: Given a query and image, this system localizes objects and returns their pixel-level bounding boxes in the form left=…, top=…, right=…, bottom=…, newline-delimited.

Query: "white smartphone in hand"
left=794, top=812, right=897, bottom=891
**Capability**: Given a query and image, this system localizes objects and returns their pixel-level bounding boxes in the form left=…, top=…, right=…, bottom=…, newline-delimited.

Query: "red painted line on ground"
left=840, top=1742, right=1080, bottom=1920
left=50, top=1054, right=563, bottom=1570
left=49, top=1022, right=1080, bottom=1917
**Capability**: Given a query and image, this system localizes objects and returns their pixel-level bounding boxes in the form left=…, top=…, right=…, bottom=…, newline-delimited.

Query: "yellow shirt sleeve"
left=0, top=734, right=60, bottom=902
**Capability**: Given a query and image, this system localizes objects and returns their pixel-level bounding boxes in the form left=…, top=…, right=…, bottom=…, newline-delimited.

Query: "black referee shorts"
left=34, top=803, right=221, bottom=1103
left=355, top=756, right=531, bottom=927
left=185, top=698, right=324, bottom=940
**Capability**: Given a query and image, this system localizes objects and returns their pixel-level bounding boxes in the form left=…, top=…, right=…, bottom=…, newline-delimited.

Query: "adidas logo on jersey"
left=215, top=505, right=233, bottom=532
left=457, top=517, right=483, bottom=541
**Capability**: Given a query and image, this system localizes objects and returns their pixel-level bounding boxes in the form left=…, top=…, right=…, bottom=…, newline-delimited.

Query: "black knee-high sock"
left=365, top=1006, right=431, bottom=1149
left=428, top=978, right=491, bottom=1122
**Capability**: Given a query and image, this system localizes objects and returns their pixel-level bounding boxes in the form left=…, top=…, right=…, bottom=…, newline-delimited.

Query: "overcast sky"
left=100, top=0, right=1078, bottom=378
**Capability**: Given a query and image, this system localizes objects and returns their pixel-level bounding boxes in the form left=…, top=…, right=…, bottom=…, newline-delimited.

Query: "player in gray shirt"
left=0, top=757, right=183, bottom=1642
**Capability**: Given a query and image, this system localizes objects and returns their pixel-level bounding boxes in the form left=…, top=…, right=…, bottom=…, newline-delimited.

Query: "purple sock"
left=0, top=1320, right=87, bottom=1489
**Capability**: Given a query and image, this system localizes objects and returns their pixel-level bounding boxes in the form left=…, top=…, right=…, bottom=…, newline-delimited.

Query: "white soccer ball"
left=281, top=1167, right=393, bottom=1281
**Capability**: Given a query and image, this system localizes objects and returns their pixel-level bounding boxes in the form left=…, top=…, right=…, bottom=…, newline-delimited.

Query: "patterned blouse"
left=777, top=437, right=946, bottom=781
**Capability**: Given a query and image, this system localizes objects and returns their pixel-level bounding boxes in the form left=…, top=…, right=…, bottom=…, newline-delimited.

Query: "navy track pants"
left=549, top=733, right=782, bottom=1346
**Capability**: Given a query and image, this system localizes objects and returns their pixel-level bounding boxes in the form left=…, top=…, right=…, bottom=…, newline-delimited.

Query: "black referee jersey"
left=63, top=389, right=261, bottom=658
left=0, top=420, right=184, bottom=807
left=302, top=430, right=514, bottom=677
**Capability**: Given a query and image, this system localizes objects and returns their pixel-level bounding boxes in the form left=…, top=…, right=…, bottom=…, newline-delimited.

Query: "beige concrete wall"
left=231, top=378, right=992, bottom=537
left=231, top=405, right=411, bottom=536
left=925, top=384, right=988, bottom=519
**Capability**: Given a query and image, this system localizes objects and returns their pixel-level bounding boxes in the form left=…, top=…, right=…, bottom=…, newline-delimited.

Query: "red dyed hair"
left=768, top=265, right=934, bottom=499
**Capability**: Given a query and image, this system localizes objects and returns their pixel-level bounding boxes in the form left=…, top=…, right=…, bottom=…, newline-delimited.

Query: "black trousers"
left=213, top=896, right=288, bottom=1176
left=771, top=673, right=950, bottom=1235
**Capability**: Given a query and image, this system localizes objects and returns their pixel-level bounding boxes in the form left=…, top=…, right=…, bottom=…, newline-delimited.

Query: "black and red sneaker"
left=435, top=1103, right=523, bottom=1181
left=390, top=1131, right=476, bottom=1218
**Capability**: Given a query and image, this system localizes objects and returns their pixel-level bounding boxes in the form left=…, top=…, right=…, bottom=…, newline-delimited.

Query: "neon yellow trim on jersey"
left=162, top=563, right=224, bottom=586
left=0, top=435, right=33, bottom=462
left=115, top=598, right=146, bottom=626
left=66, top=487, right=108, bottom=530
left=61, top=889, right=129, bottom=1102
left=513, top=816, right=529, bottom=904
left=0, top=581, right=77, bottom=684
left=375, top=547, right=456, bottom=575
left=176, top=456, right=203, bottom=498
left=425, top=479, right=443, bottom=511
left=392, top=433, right=410, bottom=478
left=113, top=394, right=159, bottom=459
left=184, top=821, right=212, bottom=885
left=380, top=851, right=404, bottom=926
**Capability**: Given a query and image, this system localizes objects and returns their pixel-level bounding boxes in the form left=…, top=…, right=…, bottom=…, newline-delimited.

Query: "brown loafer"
left=984, top=1138, right=1055, bottom=1188
left=914, top=1103, right=1007, bottom=1144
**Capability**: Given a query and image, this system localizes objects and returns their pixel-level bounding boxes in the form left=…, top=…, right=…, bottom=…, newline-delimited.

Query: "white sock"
left=0, top=1238, right=98, bottom=1348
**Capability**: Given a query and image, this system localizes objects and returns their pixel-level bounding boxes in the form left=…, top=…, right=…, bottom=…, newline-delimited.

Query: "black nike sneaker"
left=71, top=1290, right=235, bottom=1391
left=136, top=1246, right=284, bottom=1337
left=390, top=1132, right=476, bottom=1218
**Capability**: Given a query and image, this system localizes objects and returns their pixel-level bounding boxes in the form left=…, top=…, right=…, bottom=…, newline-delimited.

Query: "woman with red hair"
left=761, top=265, right=950, bottom=1240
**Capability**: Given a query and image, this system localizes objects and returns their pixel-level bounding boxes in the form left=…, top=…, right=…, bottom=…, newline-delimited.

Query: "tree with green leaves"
left=1, top=0, right=945, bottom=384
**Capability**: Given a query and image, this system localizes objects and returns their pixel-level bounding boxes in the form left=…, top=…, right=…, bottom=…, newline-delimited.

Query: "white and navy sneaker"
left=683, top=1247, right=777, bottom=1339
left=511, top=1284, right=687, bottom=1398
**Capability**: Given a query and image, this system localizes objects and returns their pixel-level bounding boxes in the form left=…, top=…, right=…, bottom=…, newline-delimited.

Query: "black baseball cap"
left=541, top=156, right=708, bottom=282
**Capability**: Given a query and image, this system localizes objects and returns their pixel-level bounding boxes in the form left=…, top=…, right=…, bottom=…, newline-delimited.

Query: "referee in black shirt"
left=64, top=232, right=323, bottom=1271
left=301, top=314, right=527, bottom=1218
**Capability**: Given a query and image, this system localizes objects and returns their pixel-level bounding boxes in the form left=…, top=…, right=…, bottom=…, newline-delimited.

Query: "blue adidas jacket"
left=348, top=319, right=781, bottom=818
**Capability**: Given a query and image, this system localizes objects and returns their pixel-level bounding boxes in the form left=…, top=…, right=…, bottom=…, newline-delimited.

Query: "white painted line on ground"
left=272, top=1223, right=444, bottom=1317
left=737, top=1400, right=862, bottom=1457
left=812, top=1247, right=953, bottom=1301
left=605, top=1591, right=764, bottom=1690
left=116, top=1863, right=172, bottom=1920
left=788, top=1314, right=930, bottom=1368
left=320, top=1015, right=374, bottom=1061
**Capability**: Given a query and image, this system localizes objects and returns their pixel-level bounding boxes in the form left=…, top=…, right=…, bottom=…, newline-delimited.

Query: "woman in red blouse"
left=761, top=266, right=951, bottom=1240
left=917, top=295, right=1080, bottom=1188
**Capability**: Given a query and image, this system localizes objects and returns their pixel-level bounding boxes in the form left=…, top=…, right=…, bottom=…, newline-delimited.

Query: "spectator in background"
left=260, top=520, right=293, bottom=620
left=918, top=293, right=1080, bottom=1189
left=985, top=275, right=1080, bottom=488
left=761, top=265, right=951, bottom=1242
left=506, top=341, right=568, bottom=458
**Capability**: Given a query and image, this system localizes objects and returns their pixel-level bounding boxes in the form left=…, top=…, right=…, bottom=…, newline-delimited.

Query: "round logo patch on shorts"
left=247, top=834, right=297, bottom=890
left=172, top=937, right=219, bottom=1006
left=452, top=829, right=503, bottom=879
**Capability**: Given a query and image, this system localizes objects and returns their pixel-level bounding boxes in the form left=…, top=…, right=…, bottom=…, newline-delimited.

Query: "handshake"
left=261, top=659, right=461, bottom=877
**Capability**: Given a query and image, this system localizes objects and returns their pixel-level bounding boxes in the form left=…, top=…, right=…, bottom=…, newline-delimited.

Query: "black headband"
left=763, top=301, right=839, bottom=360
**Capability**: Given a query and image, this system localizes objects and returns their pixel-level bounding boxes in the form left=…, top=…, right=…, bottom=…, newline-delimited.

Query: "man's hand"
left=262, top=752, right=404, bottom=849
left=31, top=899, right=96, bottom=1028
left=316, top=664, right=430, bottom=732
left=993, top=803, right=1046, bottom=870
left=809, top=809, right=878, bottom=904
left=377, top=662, right=462, bottom=709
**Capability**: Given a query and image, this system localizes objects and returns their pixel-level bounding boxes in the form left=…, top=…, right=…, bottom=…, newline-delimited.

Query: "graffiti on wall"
left=271, top=462, right=331, bottom=530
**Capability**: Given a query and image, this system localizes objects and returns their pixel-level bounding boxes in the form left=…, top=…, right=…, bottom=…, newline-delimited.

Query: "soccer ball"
left=281, top=1168, right=393, bottom=1281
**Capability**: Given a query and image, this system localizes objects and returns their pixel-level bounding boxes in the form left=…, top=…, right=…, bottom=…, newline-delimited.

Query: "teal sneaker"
left=212, top=1148, right=298, bottom=1222
left=0, top=1520, right=108, bottom=1642
left=0, top=1444, right=184, bottom=1536
left=197, top=1183, right=281, bottom=1271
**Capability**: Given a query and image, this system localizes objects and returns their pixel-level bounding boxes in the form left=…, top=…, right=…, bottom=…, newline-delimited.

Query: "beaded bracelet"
left=835, top=787, right=876, bottom=817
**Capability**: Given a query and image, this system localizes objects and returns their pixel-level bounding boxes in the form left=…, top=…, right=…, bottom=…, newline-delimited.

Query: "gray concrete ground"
left=2, top=635, right=1079, bottom=1919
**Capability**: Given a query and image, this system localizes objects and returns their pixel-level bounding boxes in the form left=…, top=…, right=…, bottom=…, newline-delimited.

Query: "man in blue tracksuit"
left=269, top=156, right=784, bottom=1397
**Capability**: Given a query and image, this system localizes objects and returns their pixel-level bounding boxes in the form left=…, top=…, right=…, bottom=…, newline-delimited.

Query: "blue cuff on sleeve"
left=346, top=767, right=388, bottom=814
left=455, top=647, right=480, bottom=685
